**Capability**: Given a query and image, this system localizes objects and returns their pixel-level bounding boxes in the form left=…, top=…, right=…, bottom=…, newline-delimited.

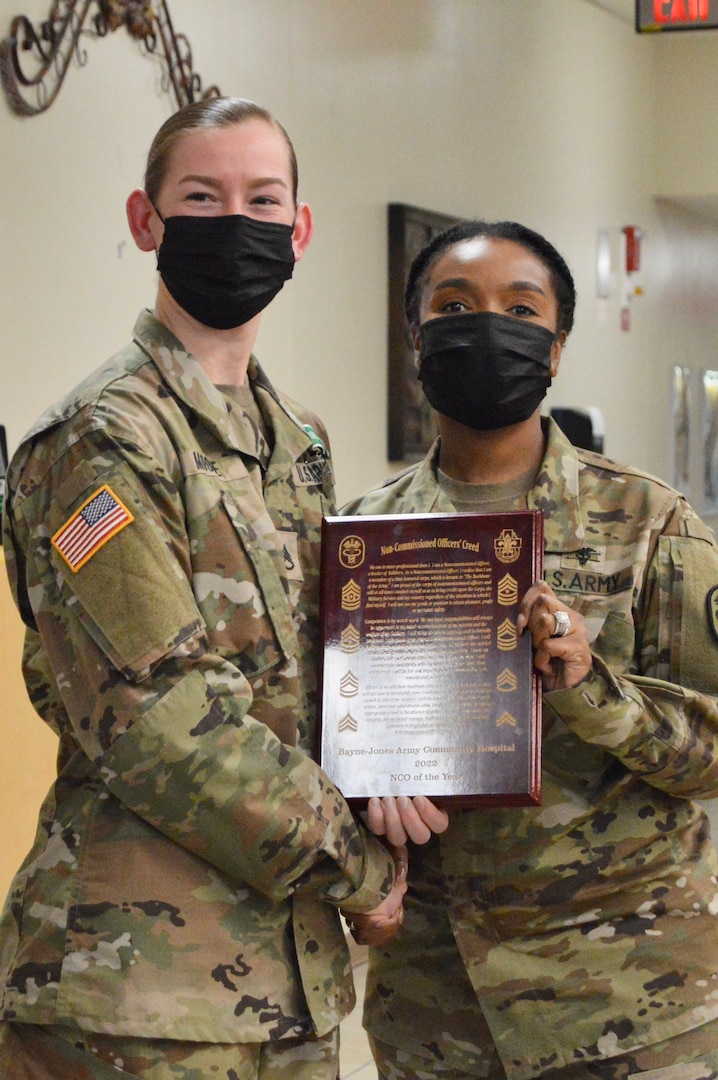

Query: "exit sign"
left=637, top=0, right=718, bottom=30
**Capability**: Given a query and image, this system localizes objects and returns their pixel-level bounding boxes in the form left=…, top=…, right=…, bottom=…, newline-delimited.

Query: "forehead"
left=426, top=237, right=554, bottom=293
left=163, top=118, right=292, bottom=184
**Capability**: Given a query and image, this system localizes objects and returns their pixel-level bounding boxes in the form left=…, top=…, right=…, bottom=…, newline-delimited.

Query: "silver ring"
left=551, top=610, right=570, bottom=638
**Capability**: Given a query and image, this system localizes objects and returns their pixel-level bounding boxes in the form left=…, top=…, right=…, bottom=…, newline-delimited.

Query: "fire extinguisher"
left=623, top=226, right=642, bottom=274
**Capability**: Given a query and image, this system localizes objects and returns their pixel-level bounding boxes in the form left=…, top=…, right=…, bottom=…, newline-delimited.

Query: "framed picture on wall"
left=703, top=370, right=718, bottom=516
left=387, top=203, right=459, bottom=461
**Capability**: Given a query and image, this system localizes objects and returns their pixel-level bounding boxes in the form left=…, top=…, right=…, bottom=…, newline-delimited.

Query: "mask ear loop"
left=149, top=198, right=166, bottom=225
left=148, top=198, right=166, bottom=266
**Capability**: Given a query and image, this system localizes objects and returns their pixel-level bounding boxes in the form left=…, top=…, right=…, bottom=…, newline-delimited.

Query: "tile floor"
left=339, top=939, right=376, bottom=1078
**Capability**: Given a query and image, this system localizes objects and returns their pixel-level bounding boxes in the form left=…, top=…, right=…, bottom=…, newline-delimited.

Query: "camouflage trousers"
left=370, top=1014, right=718, bottom=1080
left=0, top=1021, right=340, bottom=1079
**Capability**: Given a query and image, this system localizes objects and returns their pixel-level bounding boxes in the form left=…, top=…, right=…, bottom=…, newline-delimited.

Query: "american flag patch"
left=52, top=484, right=134, bottom=572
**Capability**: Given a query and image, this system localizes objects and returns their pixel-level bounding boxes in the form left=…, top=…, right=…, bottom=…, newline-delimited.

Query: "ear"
left=126, top=189, right=161, bottom=253
left=291, top=202, right=314, bottom=262
left=411, top=325, right=424, bottom=369
left=550, top=331, right=566, bottom=378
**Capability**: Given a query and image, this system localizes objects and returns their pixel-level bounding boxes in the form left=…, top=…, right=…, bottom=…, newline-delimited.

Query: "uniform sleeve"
left=5, top=428, right=394, bottom=911
left=544, top=500, right=718, bottom=800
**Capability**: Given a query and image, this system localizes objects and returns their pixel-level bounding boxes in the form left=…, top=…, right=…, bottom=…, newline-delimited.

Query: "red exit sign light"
left=637, top=0, right=718, bottom=30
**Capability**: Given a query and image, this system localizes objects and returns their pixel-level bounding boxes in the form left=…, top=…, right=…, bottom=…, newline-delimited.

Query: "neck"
left=153, top=284, right=261, bottom=387
left=437, top=412, right=546, bottom=485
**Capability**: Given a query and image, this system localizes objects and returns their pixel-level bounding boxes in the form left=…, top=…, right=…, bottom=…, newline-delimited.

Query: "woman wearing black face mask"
left=0, top=98, right=406, bottom=1078
left=343, top=221, right=718, bottom=1080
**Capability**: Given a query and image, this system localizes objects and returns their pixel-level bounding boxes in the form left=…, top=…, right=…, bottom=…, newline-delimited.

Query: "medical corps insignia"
left=708, top=586, right=718, bottom=641
left=52, top=484, right=134, bottom=572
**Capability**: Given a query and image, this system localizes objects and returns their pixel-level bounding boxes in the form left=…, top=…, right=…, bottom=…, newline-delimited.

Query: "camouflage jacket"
left=0, top=310, right=394, bottom=1043
left=343, top=421, right=718, bottom=1079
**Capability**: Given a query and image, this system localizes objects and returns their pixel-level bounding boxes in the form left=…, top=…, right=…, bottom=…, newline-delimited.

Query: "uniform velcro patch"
left=52, top=484, right=134, bottom=572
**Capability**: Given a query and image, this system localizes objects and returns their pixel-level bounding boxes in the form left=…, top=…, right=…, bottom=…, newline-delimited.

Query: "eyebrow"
left=509, top=279, right=547, bottom=296
left=248, top=176, right=289, bottom=190
left=432, top=276, right=547, bottom=297
left=178, top=174, right=221, bottom=189
left=178, top=174, right=289, bottom=190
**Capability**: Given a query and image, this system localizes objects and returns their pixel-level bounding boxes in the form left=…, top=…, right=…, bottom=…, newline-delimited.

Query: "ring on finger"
left=551, top=610, right=570, bottom=638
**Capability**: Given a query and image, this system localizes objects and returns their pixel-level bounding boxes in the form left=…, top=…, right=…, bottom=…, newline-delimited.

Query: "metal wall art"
left=1, top=0, right=220, bottom=116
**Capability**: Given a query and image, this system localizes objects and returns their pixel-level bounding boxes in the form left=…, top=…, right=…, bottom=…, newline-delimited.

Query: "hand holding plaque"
left=318, top=511, right=542, bottom=808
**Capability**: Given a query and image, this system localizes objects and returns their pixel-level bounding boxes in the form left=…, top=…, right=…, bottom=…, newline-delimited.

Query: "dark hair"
left=143, top=96, right=299, bottom=205
left=404, top=219, right=576, bottom=336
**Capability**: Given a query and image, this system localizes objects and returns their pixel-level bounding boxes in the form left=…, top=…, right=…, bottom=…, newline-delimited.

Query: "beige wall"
left=652, top=30, right=718, bottom=200
left=3, top=0, right=718, bottom=882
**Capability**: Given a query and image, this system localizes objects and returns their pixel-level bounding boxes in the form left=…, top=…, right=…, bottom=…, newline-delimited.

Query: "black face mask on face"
left=154, top=211, right=295, bottom=330
left=417, top=311, right=556, bottom=432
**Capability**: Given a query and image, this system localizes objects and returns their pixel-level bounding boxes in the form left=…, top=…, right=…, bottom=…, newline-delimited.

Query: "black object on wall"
left=0, top=424, right=7, bottom=526
left=550, top=407, right=605, bottom=454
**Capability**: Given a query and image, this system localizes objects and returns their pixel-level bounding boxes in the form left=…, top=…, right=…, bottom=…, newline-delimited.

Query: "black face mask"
left=417, top=311, right=556, bottom=431
left=155, top=212, right=295, bottom=330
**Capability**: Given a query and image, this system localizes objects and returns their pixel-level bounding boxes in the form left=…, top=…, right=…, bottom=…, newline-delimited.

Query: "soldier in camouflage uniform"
left=0, top=98, right=405, bottom=1079
left=343, top=221, right=718, bottom=1080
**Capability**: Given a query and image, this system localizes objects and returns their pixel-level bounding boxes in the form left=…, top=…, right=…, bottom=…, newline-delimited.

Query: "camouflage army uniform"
left=342, top=420, right=718, bottom=1080
left=0, top=310, right=394, bottom=1050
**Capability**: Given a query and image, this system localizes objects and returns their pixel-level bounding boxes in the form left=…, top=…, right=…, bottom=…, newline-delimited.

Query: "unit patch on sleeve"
left=52, top=484, right=134, bottom=572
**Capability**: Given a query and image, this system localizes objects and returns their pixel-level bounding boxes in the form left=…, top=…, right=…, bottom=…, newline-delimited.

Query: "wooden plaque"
left=318, top=511, right=543, bottom=808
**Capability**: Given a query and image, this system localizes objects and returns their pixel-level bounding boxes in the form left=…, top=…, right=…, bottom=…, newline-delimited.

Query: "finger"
left=516, top=579, right=555, bottom=634
left=536, top=604, right=561, bottom=642
left=349, top=920, right=401, bottom=947
left=395, top=796, right=432, bottom=844
left=549, top=609, right=571, bottom=638
left=348, top=906, right=404, bottom=947
left=389, top=843, right=409, bottom=882
left=383, top=871, right=408, bottom=907
left=525, top=598, right=574, bottom=648
left=371, top=905, right=404, bottom=944
left=413, top=796, right=449, bottom=835
left=533, top=635, right=593, bottom=690
left=379, top=797, right=410, bottom=847
left=345, top=914, right=373, bottom=946
left=364, top=797, right=387, bottom=837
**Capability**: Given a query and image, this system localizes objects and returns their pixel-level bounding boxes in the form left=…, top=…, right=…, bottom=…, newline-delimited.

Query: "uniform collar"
left=134, top=310, right=314, bottom=469
left=393, top=420, right=588, bottom=553
left=528, top=418, right=588, bottom=554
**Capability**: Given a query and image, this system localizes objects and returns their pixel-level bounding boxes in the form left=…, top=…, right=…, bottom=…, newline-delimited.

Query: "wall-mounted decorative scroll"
left=387, top=203, right=459, bottom=462
left=0, top=0, right=220, bottom=117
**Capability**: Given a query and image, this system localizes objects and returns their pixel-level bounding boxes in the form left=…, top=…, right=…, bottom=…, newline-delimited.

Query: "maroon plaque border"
left=318, top=511, right=543, bottom=809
